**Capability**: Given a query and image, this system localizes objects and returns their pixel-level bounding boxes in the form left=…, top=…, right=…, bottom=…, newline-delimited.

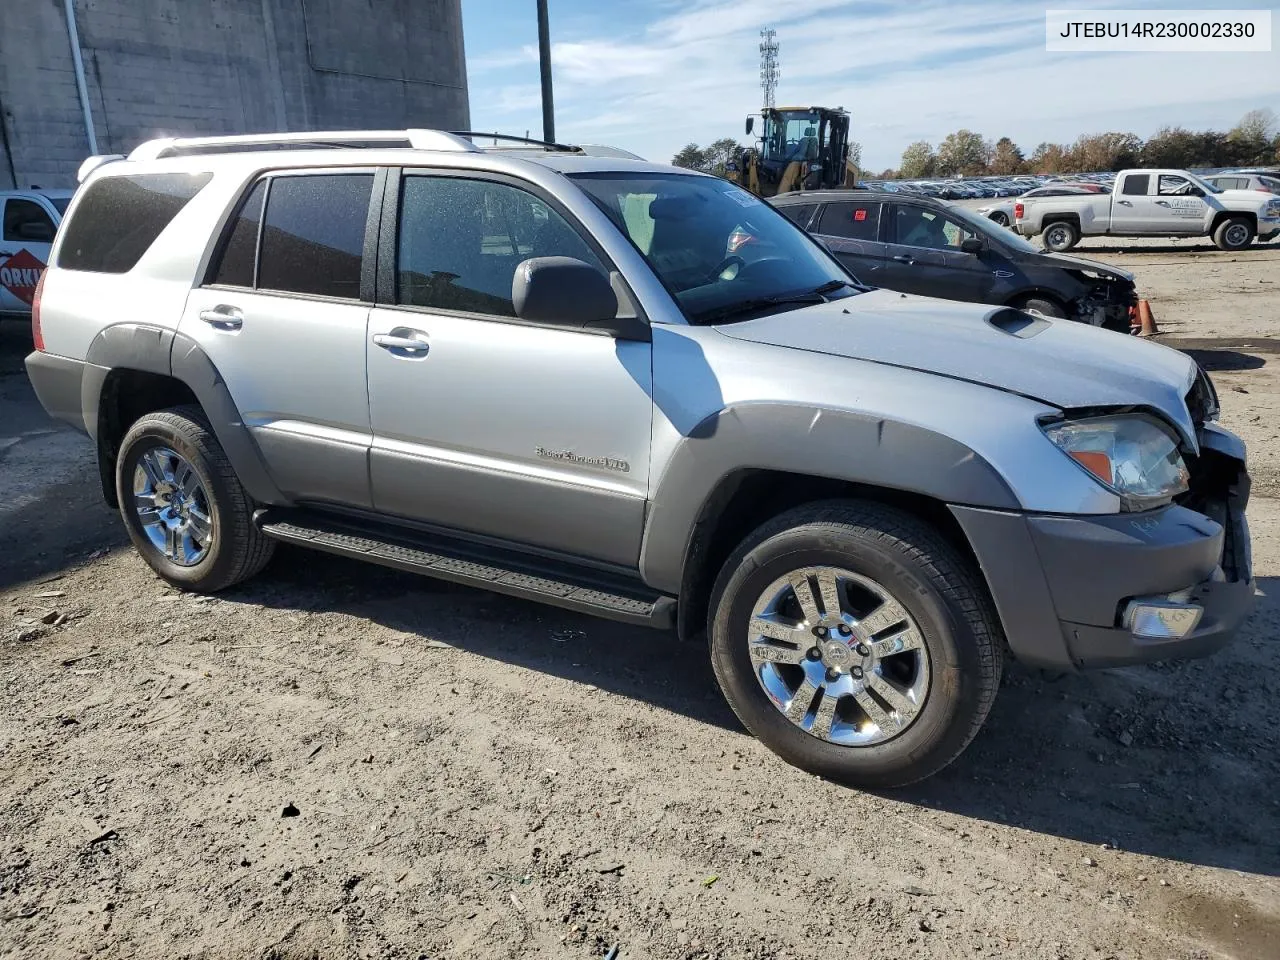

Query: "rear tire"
left=707, top=501, right=1003, bottom=788
left=1042, top=220, right=1079, bottom=252
left=116, top=405, right=274, bottom=592
left=989, top=211, right=1010, bottom=227
left=1213, top=217, right=1254, bottom=251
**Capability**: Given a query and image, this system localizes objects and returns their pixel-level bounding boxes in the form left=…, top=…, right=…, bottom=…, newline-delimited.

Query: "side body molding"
left=638, top=401, right=1020, bottom=594
left=82, top=323, right=286, bottom=507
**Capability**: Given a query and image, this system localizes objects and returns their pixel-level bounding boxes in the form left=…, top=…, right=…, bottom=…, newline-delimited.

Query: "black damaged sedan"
left=772, top=191, right=1137, bottom=332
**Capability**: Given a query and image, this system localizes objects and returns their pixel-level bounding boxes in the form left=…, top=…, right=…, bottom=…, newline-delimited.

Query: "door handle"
left=372, top=332, right=430, bottom=354
left=1154, top=200, right=1171, bottom=206
left=1116, top=200, right=1132, bottom=206
left=199, top=306, right=243, bottom=329
left=892, top=255, right=915, bottom=264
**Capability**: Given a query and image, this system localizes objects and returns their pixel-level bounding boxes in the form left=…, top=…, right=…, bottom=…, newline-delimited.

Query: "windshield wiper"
left=694, top=280, right=861, bottom=325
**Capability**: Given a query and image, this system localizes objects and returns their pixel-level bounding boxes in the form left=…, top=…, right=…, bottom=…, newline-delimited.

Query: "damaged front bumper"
left=951, top=423, right=1255, bottom=671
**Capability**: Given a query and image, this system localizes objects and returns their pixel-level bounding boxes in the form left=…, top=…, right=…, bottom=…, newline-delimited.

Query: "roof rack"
left=451, top=131, right=582, bottom=153
left=127, top=129, right=481, bottom=161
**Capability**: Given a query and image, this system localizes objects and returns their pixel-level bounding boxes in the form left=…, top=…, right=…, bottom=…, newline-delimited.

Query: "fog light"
left=1123, top=597, right=1203, bottom=639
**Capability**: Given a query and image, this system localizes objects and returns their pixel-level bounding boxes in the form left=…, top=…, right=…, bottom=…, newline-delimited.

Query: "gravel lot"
left=2, top=238, right=1278, bottom=960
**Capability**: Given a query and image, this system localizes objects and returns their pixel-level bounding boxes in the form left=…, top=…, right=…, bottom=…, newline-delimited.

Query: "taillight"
left=1014, top=202, right=1025, bottom=220
left=31, top=269, right=47, bottom=352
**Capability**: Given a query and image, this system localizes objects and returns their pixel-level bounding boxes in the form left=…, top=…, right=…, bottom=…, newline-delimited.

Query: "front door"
left=179, top=170, right=377, bottom=507
left=0, top=197, right=57, bottom=315
left=882, top=203, right=988, bottom=301
left=366, top=171, right=653, bottom=567
left=811, top=199, right=890, bottom=285
left=1147, top=173, right=1211, bottom=235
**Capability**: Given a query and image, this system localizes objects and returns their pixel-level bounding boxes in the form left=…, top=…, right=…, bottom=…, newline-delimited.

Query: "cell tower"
left=759, top=28, right=779, bottom=108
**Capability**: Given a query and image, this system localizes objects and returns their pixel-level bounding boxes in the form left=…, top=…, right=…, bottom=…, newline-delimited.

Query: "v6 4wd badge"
left=0, top=249, right=46, bottom=305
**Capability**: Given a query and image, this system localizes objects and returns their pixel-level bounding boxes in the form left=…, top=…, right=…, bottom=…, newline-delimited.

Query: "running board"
left=256, top=511, right=676, bottom=630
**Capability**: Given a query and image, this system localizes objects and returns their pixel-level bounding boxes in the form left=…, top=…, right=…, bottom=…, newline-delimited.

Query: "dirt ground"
left=1, top=238, right=1278, bottom=960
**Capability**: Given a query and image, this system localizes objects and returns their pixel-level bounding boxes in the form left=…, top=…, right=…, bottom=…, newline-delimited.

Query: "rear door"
left=1110, top=173, right=1150, bottom=232
left=0, top=196, right=57, bottom=315
left=180, top=170, right=378, bottom=507
left=811, top=199, right=887, bottom=284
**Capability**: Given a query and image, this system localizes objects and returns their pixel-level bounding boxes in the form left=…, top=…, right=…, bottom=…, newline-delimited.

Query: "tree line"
left=886, top=109, right=1278, bottom=180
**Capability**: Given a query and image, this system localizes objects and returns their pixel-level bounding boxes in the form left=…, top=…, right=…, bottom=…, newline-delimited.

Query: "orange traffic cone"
left=1135, top=299, right=1158, bottom=337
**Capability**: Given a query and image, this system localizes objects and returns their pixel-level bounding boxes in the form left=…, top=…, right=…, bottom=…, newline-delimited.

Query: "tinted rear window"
left=1120, top=174, right=1149, bottom=196
left=257, top=174, right=373, bottom=299
left=58, top=173, right=212, bottom=273
left=818, top=201, right=880, bottom=240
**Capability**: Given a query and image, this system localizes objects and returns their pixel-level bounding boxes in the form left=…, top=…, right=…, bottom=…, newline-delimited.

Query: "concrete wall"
left=0, top=0, right=469, bottom=189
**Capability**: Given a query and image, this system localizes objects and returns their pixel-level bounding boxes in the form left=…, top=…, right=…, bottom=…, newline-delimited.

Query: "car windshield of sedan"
left=570, top=172, right=860, bottom=325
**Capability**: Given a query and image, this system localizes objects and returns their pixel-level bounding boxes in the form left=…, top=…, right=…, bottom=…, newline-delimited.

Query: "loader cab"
left=743, top=107, right=851, bottom=195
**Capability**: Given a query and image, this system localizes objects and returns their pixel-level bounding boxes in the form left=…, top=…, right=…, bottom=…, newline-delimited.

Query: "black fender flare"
left=637, top=401, right=1019, bottom=595
left=83, top=323, right=285, bottom=506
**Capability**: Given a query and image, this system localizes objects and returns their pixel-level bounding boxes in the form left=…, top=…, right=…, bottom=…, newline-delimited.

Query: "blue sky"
left=461, top=0, right=1279, bottom=170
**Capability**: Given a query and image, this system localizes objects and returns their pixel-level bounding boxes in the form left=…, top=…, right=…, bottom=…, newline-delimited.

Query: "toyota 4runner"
left=25, top=130, right=1256, bottom=787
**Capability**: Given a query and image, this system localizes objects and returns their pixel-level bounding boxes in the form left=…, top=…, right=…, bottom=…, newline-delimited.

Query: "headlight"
left=1041, top=414, right=1189, bottom=511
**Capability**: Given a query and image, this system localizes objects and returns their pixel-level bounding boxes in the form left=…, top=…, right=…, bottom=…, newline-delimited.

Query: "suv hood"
left=715, top=290, right=1198, bottom=440
left=1216, top=188, right=1279, bottom=209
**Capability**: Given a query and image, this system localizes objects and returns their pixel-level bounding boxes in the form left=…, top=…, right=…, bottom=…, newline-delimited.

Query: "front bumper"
left=952, top=442, right=1254, bottom=670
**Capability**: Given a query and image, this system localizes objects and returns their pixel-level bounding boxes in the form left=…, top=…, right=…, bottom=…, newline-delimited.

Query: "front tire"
left=116, top=405, right=274, bottom=592
left=1012, top=294, right=1067, bottom=320
left=1213, top=217, right=1254, bottom=251
left=1042, top=220, right=1079, bottom=252
left=708, top=501, right=1003, bottom=788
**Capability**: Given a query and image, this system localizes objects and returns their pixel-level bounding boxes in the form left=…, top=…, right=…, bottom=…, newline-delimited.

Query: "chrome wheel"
left=1224, top=222, right=1250, bottom=247
left=132, top=447, right=213, bottom=566
left=747, top=566, right=930, bottom=747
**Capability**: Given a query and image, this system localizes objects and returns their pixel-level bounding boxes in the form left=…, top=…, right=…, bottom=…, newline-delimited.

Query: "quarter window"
left=397, top=176, right=603, bottom=317
left=257, top=174, right=373, bottom=299
left=777, top=202, right=817, bottom=229
left=818, top=201, right=880, bottom=241
left=58, top=172, right=212, bottom=273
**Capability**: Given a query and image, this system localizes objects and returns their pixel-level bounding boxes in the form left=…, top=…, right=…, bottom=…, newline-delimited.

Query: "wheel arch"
left=84, top=323, right=284, bottom=508
left=637, top=403, right=1019, bottom=641
left=1210, top=209, right=1256, bottom=233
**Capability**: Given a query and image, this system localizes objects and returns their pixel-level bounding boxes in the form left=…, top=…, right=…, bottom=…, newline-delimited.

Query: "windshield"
left=570, top=172, right=859, bottom=325
left=947, top=204, right=1041, bottom=254
left=760, top=111, right=824, bottom=163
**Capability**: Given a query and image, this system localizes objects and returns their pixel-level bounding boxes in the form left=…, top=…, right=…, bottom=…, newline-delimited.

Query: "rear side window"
left=777, top=202, right=817, bottom=229
left=210, top=180, right=266, bottom=288
left=1120, top=174, right=1149, bottom=196
left=257, top=174, right=373, bottom=299
left=818, top=201, right=880, bottom=240
left=58, top=172, right=212, bottom=273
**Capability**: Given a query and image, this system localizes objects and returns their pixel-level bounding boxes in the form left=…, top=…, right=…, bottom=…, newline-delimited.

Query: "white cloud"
left=468, top=0, right=1280, bottom=168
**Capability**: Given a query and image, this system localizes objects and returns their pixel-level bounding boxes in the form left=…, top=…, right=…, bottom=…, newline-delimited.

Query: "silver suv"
left=25, top=130, right=1255, bottom=787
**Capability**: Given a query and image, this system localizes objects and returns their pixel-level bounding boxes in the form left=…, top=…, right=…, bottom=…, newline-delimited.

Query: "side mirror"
left=1189, top=186, right=1204, bottom=197
left=17, top=220, right=54, bottom=242
left=745, top=116, right=754, bottom=136
left=960, top=237, right=984, bottom=255
left=513, top=256, right=619, bottom=328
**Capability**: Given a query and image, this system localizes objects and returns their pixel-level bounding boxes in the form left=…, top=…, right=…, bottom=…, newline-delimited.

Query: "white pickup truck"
left=1, top=189, right=72, bottom=318
left=1015, top=169, right=1280, bottom=252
